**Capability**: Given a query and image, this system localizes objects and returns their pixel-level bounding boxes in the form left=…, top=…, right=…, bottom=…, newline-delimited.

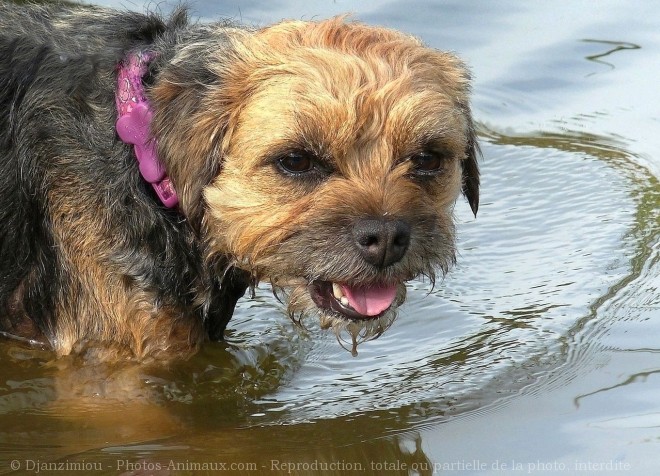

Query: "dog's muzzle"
left=308, top=217, right=410, bottom=320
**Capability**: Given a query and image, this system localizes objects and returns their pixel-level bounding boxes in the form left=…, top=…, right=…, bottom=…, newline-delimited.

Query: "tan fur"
left=47, top=192, right=205, bottom=359
left=204, top=19, right=469, bottom=266
left=199, top=18, right=477, bottom=348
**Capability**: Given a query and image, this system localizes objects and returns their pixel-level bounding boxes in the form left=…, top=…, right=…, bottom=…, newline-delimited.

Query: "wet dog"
left=0, top=3, right=479, bottom=361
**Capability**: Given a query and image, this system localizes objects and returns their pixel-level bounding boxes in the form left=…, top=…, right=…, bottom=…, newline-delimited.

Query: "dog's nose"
left=352, top=218, right=411, bottom=268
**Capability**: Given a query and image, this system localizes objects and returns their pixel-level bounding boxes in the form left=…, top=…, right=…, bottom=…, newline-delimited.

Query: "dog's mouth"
left=309, top=280, right=398, bottom=321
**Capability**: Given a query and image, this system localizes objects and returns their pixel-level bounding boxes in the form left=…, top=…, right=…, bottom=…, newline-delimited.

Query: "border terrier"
left=0, top=3, right=479, bottom=361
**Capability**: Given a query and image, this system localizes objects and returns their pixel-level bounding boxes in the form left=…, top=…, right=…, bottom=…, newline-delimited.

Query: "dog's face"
left=159, top=18, right=479, bottom=350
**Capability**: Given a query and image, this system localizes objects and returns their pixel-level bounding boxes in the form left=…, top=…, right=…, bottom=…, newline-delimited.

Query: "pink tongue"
left=340, top=284, right=398, bottom=317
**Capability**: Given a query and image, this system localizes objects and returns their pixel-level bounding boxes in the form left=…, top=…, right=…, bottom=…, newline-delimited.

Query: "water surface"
left=0, top=1, right=658, bottom=475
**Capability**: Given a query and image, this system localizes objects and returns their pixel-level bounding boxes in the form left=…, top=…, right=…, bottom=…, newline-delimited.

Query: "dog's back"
left=0, top=5, right=114, bottom=344
left=0, top=3, right=171, bottom=53
left=0, top=4, right=247, bottom=356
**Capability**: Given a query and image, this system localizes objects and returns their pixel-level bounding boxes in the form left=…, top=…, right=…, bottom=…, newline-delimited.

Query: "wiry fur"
left=0, top=3, right=479, bottom=361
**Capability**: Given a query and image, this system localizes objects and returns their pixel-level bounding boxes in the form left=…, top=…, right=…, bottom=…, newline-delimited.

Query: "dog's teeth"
left=332, top=283, right=351, bottom=308
left=332, top=282, right=344, bottom=299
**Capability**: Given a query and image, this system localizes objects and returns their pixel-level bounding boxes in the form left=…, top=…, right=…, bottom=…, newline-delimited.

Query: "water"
left=1, top=0, right=659, bottom=474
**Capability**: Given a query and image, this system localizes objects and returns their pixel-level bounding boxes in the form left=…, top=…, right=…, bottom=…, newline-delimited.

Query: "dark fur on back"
left=0, top=3, right=250, bottom=356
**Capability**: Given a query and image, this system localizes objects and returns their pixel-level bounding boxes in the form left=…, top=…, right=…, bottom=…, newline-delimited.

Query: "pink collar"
left=115, top=52, right=179, bottom=208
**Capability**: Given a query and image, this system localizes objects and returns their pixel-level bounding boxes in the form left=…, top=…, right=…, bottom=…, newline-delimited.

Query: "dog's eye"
left=409, top=151, right=447, bottom=176
left=277, top=152, right=314, bottom=174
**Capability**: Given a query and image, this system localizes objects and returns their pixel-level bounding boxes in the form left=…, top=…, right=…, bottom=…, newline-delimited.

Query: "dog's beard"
left=216, top=218, right=455, bottom=355
left=270, top=280, right=407, bottom=356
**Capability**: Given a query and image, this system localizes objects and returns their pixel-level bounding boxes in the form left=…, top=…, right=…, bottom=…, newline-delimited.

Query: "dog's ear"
left=421, top=49, right=480, bottom=217
left=462, top=119, right=480, bottom=217
left=150, top=38, right=238, bottom=228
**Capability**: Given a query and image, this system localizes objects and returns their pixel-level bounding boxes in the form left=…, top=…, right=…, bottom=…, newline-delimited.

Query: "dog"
left=0, top=3, right=479, bottom=362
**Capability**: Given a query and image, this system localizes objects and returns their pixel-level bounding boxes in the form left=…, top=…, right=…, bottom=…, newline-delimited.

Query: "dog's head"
left=152, top=17, right=479, bottom=350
